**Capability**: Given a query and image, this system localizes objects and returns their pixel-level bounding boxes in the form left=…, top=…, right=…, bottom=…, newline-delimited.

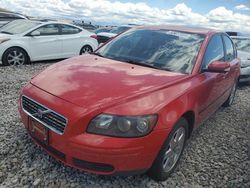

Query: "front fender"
left=104, top=76, right=199, bottom=131
left=0, top=40, right=31, bottom=59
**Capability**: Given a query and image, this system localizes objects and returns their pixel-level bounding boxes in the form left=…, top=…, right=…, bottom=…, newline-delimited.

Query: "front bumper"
left=26, top=126, right=167, bottom=175
left=18, top=84, right=169, bottom=175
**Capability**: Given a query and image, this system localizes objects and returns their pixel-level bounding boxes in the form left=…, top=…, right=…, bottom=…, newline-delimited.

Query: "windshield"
left=110, top=26, right=130, bottom=34
left=0, top=20, right=40, bottom=35
left=232, top=38, right=250, bottom=52
left=97, top=29, right=205, bottom=74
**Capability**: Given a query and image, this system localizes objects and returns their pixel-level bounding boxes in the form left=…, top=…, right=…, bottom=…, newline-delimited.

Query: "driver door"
left=197, top=34, right=229, bottom=122
left=28, top=24, right=62, bottom=61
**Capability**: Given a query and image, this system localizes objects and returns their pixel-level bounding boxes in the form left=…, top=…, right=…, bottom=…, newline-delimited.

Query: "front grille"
left=22, top=95, right=67, bottom=135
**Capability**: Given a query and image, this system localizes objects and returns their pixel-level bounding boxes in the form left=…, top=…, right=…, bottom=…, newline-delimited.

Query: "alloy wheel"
left=162, top=127, right=186, bottom=172
left=81, top=46, right=92, bottom=54
left=7, top=50, right=25, bottom=66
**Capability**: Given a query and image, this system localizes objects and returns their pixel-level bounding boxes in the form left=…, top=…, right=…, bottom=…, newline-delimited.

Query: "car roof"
left=44, top=21, right=84, bottom=29
left=11, top=19, right=42, bottom=24
left=136, top=25, right=218, bottom=35
left=0, top=11, right=27, bottom=19
left=11, top=20, right=82, bottom=28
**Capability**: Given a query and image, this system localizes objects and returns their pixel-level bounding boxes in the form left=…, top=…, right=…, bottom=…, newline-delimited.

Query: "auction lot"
left=0, top=61, right=249, bottom=187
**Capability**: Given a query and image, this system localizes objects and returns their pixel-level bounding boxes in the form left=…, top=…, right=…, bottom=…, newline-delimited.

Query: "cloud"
left=0, top=0, right=250, bottom=32
left=206, top=6, right=250, bottom=32
left=235, top=4, right=250, bottom=11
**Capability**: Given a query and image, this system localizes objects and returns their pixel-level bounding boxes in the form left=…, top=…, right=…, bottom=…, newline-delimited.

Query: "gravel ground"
left=0, top=62, right=249, bottom=188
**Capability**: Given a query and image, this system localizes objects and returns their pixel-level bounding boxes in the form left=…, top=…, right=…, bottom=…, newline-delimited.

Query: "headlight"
left=87, top=114, right=158, bottom=137
left=0, top=38, right=10, bottom=44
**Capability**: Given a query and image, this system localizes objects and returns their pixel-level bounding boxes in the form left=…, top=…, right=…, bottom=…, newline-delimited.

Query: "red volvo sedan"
left=18, top=25, right=240, bottom=181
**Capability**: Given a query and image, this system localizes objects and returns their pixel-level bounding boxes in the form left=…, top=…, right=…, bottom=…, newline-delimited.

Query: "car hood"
left=97, top=32, right=117, bottom=38
left=31, top=55, right=187, bottom=110
left=238, top=50, right=250, bottom=67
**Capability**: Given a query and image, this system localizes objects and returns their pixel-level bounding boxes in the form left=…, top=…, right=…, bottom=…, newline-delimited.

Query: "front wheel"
left=2, top=47, right=29, bottom=66
left=80, top=45, right=93, bottom=55
left=147, top=118, right=188, bottom=181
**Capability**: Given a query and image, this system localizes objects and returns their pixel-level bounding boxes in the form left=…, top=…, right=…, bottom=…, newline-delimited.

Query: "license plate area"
left=28, top=117, right=49, bottom=145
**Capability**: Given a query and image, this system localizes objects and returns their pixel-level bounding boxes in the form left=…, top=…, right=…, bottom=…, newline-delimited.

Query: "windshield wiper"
left=121, top=59, right=164, bottom=70
left=0, top=31, right=13, bottom=35
left=122, top=59, right=173, bottom=72
left=91, top=52, right=104, bottom=57
left=120, top=59, right=154, bottom=68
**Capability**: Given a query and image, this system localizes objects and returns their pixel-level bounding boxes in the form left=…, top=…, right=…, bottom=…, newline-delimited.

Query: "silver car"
left=0, top=11, right=28, bottom=28
left=231, top=36, right=250, bottom=82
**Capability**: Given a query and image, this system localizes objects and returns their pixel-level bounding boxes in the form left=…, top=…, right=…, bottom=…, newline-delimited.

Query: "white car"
left=231, top=36, right=250, bottom=82
left=0, top=20, right=98, bottom=66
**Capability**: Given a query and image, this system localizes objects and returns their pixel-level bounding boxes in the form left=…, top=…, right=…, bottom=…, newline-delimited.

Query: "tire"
left=2, top=47, right=29, bottom=66
left=147, top=118, right=189, bottom=181
left=222, top=81, right=237, bottom=107
left=80, top=45, right=93, bottom=55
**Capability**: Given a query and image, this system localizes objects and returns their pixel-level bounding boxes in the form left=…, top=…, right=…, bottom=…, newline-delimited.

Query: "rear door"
left=59, top=24, right=83, bottom=57
left=28, top=24, right=62, bottom=60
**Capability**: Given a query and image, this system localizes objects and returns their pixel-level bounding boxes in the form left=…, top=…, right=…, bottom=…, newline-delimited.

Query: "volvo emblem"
left=32, top=109, right=50, bottom=118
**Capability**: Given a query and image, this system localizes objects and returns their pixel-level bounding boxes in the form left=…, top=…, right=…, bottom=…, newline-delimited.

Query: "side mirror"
left=207, top=60, right=230, bottom=73
left=30, top=30, right=40, bottom=36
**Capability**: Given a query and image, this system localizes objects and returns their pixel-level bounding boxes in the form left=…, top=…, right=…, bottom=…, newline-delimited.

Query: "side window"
left=202, top=35, right=224, bottom=70
left=35, top=24, right=60, bottom=36
left=61, top=24, right=81, bottom=34
left=223, top=35, right=235, bottom=61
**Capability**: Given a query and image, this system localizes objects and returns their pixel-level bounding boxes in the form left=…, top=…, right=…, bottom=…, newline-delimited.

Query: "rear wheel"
left=147, top=118, right=188, bottom=181
left=2, top=47, right=29, bottom=66
left=80, top=45, right=93, bottom=55
left=222, top=81, right=237, bottom=107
